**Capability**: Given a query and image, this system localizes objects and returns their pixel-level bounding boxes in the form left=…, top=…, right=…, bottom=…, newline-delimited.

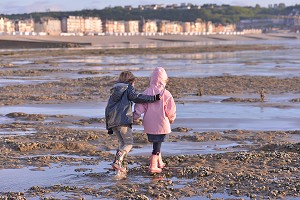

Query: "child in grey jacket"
left=105, top=71, right=160, bottom=175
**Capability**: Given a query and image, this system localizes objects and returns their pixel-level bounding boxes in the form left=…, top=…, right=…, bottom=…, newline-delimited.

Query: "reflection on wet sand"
left=1, top=93, right=300, bottom=133
left=0, top=160, right=112, bottom=192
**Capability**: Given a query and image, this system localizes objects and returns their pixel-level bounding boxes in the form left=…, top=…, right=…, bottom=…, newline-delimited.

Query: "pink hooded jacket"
left=133, top=67, right=176, bottom=134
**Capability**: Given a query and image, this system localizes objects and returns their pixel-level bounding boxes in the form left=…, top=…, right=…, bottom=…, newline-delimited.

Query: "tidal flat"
left=0, top=34, right=299, bottom=199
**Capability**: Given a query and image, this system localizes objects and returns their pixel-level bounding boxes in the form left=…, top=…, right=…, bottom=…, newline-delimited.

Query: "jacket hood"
left=110, top=82, right=128, bottom=102
left=150, top=67, right=168, bottom=90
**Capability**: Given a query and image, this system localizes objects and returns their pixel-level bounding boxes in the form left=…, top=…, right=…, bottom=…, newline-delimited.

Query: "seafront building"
left=1, top=15, right=239, bottom=36
left=61, top=16, right=84, bottom=34
left=158, top=20, right=183, bottom=34
left=1, top=7, right=299, bottom=36
left=195, top=19, right=207, bottom=33
left=60, top=16, right=102, bottom=35
left=125, top=20, right=140, bottom=34
left=84, top=17, right=102, bottom=35
left=15, top=19, right=34, bottom=34
left=141, top=20, right=158, bottom=34
left=35, top=18, right=61, bottom=35
left=103, top=20, right=125, bottom=34
left=0, top=17, right=15, bottom=33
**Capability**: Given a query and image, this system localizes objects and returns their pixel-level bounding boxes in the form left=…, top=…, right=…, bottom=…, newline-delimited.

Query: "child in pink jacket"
left=134, top=67, right=176, bottom=173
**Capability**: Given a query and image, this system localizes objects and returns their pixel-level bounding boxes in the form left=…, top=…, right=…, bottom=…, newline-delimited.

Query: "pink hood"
left=150, top=67, right=168, bottom=92
left=134, top=67, right=176, bottom=134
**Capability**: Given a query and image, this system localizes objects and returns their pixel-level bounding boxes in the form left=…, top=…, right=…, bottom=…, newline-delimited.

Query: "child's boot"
left=149, top=153, right=162, bottom=173
left=112, top=150, right=127, bottom=173
left=157, top=152, right=166, bottom=168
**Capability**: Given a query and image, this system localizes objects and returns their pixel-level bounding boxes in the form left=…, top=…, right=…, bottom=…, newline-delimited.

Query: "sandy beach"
left=0, top=33, right=299, bottom=199
left=0, top=32, right=299, bottom=49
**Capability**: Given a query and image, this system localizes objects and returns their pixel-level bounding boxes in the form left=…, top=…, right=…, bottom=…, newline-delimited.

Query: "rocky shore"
left=0, top=37, right=299, bottom=199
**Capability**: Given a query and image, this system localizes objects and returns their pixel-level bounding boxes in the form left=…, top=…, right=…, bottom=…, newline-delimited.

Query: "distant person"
left=134, top=67, right=176, bottom=173
left=105, top=71, right=160, bottom=176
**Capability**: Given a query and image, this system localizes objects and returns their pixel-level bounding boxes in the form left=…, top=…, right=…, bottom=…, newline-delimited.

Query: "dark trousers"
left=147, top=134, right=166, bottom=155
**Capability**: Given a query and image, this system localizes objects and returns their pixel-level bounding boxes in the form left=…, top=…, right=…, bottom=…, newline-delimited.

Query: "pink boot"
left=157, top=153, right=166, bottom=169
left=149, top=154, right=162, bottom=173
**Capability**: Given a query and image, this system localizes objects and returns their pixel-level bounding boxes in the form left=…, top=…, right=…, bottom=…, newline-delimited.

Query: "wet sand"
left=0, top=32, right=299, bottom=49
left=0, top=35, right=299, bottom=199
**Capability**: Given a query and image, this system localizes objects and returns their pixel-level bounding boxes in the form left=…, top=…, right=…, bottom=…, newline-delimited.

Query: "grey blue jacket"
left=105, top=82, right=156, bottom=130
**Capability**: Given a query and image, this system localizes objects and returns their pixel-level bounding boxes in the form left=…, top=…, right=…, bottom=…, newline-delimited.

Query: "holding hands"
left=154, top=94, right=161, bottom=101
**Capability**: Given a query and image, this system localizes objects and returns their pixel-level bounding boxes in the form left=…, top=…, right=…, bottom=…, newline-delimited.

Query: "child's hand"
left=107, top=129, right=113, bottom=135
left=133, top=118, right=143, bottom=125
left=154, top=94, right=161, bottom=101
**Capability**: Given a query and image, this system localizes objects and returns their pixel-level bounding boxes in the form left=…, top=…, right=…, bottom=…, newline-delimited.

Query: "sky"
left=0, top=0, right=299, bottom=15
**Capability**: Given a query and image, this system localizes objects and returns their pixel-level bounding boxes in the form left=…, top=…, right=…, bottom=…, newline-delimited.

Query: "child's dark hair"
left=118, top=71, right=136, bottom=84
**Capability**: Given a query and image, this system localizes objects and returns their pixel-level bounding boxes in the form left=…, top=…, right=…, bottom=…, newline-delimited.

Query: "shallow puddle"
left=1, top=38, right=300, bottom=199
left=107, top=130, right=252, bottom=155
left=0, top=160, right=112, bottom=192
left=55, top=48, right=300, bottom=78
left=0, top=128, right=36, bottom=136
left=1, top=94, right=300, bottom=131
left=0, top=102, right=106, bottom=118
left=177, top=94, right=300, bottom=131
left=1, top=39, right=300, bottom=88
left=175, top=101, right=300, bottom=131
left=181, top=194, right=251, bottom=200
left=129, top=140, right=247, bottom=156
left=182, top=194, right=300, bottom=200
left=0, top=78, right=51, bottom=87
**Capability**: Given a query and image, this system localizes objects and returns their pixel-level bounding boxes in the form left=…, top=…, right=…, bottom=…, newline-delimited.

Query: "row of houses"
left=130, top=3, right=285, bottom=10
left=237, top=15, right=300, bottom=32
left=0, top=16, right=239, bottom=36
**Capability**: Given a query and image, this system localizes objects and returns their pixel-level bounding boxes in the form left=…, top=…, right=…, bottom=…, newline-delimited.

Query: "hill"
left=3, top=4, right=300, bottom=24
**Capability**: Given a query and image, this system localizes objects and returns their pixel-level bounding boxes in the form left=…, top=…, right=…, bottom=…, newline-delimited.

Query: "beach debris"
left=260, top=88, right=266, bottom=102
left=2, top=63, right=15, bottom=68
left=221, top=97, right=260, bottom=102
left=112, top=169, right=127, bottom=180
left=289, top=98, right=300, bottom=102
left=197, top=87, right=204, bottom=96
left=0, top=192, right=26, bottom=199
left=5, top=112, right=46, bottom=121
left=172, top=127, right=192, bottom=132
